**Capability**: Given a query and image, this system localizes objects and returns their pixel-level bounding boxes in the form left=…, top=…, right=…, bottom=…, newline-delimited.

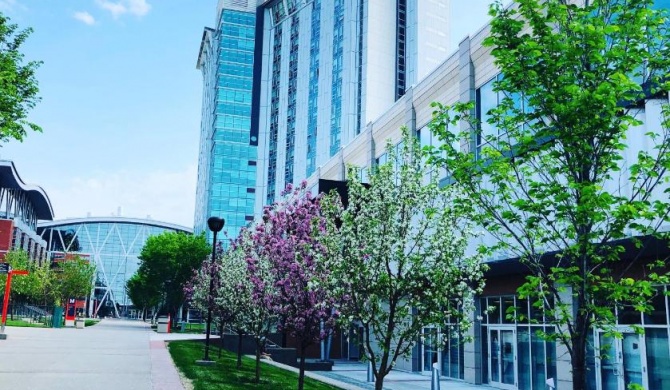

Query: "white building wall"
left=315, top=0, right=335, bottom=172
left=292, top=6, right=312, bottom=185
left=414, top=0, right=450, bottom=83
left=363, top=1, right=396, bottom=126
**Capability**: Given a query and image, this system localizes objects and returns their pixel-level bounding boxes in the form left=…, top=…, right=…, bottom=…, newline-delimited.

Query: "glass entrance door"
left=597, top=330, right=647, bottom=390
left=489, top=327, right=516, bottom=389
left=422, top=327, right=440, bottom=372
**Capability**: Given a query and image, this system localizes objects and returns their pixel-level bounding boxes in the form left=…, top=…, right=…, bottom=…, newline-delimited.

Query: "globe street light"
left=203, top=216, right=224, bottom=362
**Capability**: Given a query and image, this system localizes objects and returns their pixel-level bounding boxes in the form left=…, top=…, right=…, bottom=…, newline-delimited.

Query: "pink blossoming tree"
left=255, top=182, right=339, bottom=390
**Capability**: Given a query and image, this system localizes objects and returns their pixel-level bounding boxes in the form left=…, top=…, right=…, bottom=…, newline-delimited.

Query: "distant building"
left=37, top=217, right=191, bottom=317
left=0, top=160, right=54, bottom=262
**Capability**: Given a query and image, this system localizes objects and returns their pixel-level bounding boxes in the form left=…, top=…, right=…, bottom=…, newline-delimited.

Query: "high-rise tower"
left=194, top=0, right=259, bottom=240
left=252, top=0, right=450, bottom=207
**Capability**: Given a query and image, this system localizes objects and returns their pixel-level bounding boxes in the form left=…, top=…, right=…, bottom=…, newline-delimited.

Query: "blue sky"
left=0, top=0, right=491, bottom=228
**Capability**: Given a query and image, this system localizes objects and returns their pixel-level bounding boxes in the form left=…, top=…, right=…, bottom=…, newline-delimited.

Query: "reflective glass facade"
left=267, top=22, right=282, bottom=204
left=329, top=0, right=344, bottom=157
left=284, top=15, right=300, bottom=185
left=38, top=218, right=190, bottom=317
left=195, top=9, right=257, bottom=241
left=306, top=0, right=321, bottom=177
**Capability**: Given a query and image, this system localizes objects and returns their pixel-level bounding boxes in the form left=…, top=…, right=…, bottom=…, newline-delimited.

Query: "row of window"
left=305, top=0, right=321, bottom=177
left=329, top=0, right=344, bottom=157
left=267, top=22, right=283, bottom=205
left=284, top=15, right=300, bottom=185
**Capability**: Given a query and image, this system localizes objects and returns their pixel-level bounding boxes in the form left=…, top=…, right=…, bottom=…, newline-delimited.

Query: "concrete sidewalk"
left=313, top=361, right=495, bottom=390
left=262, top=358, right=495, bottom=390
left=0, top=318, right=194, bottom=390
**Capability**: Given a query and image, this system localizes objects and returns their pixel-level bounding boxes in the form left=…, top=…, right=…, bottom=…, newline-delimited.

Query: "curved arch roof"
left=0, top=160, right=54, bottom=220
left=37, top=216, right=193, bottom=233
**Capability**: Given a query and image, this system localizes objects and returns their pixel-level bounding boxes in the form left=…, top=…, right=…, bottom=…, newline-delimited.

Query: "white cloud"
left=0, top=0, right=16, bottom=12
left=73, top=11, right=96, bottom=25
left=96, top=0, right=151, bottom=18
left=126, top=0, right=151, bottom=16
left=47, top=165, right=197, bottom=228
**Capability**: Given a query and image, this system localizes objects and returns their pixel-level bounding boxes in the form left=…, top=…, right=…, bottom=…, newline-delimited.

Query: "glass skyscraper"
left=194, top=0, right=258, bottom=241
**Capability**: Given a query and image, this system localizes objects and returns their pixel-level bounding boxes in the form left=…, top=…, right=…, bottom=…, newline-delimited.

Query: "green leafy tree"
left=51, top=256, right=95, bottom=307
left=31, top=259, right=54, bottom=307
left=324, top=128, right=486, bottom=390
left=126, top=273, right=161, bottom=321
left=137, top=231, right=210, bottom=323
left=0, top=13, right=42, bottom=142
left=428, top=1, right=670, bottom=388
left=0, top=251, right=32, bottom=299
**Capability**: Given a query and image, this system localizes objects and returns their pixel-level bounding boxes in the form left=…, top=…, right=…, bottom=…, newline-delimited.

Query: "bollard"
left=367, top=360, right=374, bottom=382
left=431, top=362, right=441, bottom=390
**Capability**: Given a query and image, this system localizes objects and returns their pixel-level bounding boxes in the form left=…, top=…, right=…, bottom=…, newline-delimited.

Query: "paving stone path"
left=0, top=318, right=191, bottom=390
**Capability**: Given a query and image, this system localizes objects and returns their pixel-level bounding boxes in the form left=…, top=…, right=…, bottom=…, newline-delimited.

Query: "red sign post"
left=1, top=268, right=29, bottom=340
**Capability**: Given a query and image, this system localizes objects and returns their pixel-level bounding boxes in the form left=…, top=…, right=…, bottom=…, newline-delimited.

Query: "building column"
left=464, top=297, right=482, bottom=384
left=458, top=36, right=475, bottom=153
left=556, top=285, right=574, bottom=389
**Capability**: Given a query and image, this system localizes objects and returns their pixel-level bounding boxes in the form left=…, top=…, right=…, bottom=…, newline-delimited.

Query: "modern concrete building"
left=303, top=3, right=670, bottom=390
left=194, top=0, right=450, bottom=239
left=0, top=160, right=53, bottom=263
left=37, top=217, right=192, bottom=318
left=253, top=0, right=450, bottom=207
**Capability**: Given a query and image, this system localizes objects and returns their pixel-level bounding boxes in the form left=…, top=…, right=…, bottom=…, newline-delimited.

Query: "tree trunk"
left=571, top=347, right=587, bottom=390
left=255, top=346, right=261, bottom=383
left=571, top=315, right=589, bottom=390
left=237, top=332, right=243, bottom=368
left=374, top=351, right=390, bottom=390
left=298, top=345, right=306, bottom=390
left=374, top=373, right=384, bottom=390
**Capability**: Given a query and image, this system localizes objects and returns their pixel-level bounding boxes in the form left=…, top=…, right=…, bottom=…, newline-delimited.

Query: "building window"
left=306, top=0, right=321, bottom=177
left=267, top=23, right=283, bottom=205
left=480, top=295, right=556, bottom=390
left=395, top=0, right=407, bottom=100
left=475, top=73, right=532, bottom=159
left=285, top=14, right=300, bottom=185
left=330, top=0, right=344, bottom=156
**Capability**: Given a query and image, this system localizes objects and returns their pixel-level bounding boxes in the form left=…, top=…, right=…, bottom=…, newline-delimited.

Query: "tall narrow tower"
left=194, top=0, right=259, bottom=240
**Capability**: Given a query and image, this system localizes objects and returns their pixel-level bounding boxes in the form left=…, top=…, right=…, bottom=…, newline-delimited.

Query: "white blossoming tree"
left=324, top=127, right=486, bottom=390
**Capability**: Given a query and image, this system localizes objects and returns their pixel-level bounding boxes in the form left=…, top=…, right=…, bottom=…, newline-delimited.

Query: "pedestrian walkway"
left=0, top=318, right=196, bottom=390
left=313, top=361, right=495, bottom=390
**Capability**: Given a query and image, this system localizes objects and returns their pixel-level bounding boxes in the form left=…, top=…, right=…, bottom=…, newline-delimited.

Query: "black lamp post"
left=203, top=216, right=224, bottom=362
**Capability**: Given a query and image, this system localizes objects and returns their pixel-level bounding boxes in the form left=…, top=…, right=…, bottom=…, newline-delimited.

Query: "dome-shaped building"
left=38, top=217, right=191, bottom=317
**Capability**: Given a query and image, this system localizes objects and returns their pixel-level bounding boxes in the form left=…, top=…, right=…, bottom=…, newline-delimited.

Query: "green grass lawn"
left=168, top=340, right=340, bottom=390
left=5, top=319, right=46, bottom=328
left=172, top=322, right=206, bottom=334
left=84, top=319, right=100, bottom=327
